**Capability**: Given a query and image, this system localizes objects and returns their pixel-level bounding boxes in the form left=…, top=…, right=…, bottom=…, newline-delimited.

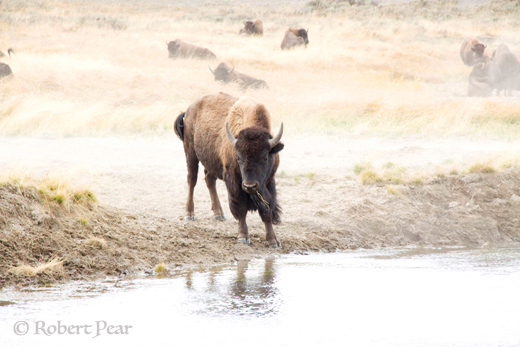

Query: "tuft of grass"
left=469, top=163, right=496, bottom=174
left=78, top=218, right=88, bottom=225
left=10, top=257, right=64, bottom=277
left=305, top=172, right=316, bottom=180
left=410, top=178, right=423, bottom=185
left=84, top=237, right=107, bottom=250
left=353, top=162, right=373, bottom=174
left=361, top=170, right=382, bottom=185
left=154, top=263, right=167, bottom=274
left=386, top=185, right=400, bottom=195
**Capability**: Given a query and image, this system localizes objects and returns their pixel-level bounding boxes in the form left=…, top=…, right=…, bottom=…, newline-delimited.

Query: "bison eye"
left=263, top=156, right=268, bottom=162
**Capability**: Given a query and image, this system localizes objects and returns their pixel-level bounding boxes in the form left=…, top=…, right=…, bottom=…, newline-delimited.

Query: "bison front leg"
left=185, top=154, right=199, bottom=221
left=204, top=169, right=225, bottom=220
left=263, top=222, right=280, bottom=248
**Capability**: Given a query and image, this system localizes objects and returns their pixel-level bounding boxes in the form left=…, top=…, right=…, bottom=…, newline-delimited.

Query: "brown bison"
left=167, top=39, right=216, bottom=60
left=489, top=44, right=520, bottom=96
left=174, top=92, right=284, bottom=247
left=209, top=63, right=268, bottom=89
left=460, top=38, right=487, bottom=67
left=281, top=28, right=309, bottom=50
left=239, top=19, right=263, bottom=36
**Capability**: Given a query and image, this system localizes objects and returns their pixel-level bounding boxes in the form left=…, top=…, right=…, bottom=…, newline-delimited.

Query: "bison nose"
left=242, top=182, right=259, bottom=193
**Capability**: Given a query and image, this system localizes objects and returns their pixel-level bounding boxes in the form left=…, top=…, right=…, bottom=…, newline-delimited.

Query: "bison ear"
left=270, top=142, right=284, bottom=154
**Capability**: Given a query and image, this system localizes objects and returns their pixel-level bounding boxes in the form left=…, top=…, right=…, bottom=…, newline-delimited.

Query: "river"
left=1, top=247, right=519, bottom=346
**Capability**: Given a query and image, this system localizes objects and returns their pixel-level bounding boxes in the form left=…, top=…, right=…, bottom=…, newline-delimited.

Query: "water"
left=1, top=247, right=520, bottom=347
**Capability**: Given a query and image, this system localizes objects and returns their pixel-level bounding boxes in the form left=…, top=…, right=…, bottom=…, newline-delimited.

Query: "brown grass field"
left=0, top=0, right=520, bottom=138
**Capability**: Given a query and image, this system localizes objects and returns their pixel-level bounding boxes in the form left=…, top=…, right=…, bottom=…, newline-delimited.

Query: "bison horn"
left=209, top=65, right=215, bottom=75
left=269, top=123, right=283, bottom=149
left=225, top=121, right=237, bottom=147
left=227, top=65, right=235, bottom=74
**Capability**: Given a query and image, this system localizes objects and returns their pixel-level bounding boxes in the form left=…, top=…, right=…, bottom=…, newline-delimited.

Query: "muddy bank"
left=2, top=169, right=520, bottom=288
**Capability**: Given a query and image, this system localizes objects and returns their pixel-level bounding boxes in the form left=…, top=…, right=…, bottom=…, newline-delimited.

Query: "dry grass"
left=84, top=237, right=108, bottom=250
left=0, top=172, right=97, bottom=209
left=10, top=257, right=64, bottom=277
left=0, top=0, right=519, bottom=138
left=357, top=157, right=519, bottom=185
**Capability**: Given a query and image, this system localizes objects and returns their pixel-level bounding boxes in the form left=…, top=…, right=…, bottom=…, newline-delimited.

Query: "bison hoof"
left=269, top=242, right=282, bottom=249
left=238, top=238, right=251, bottom=245
left=184, top=216, right=196, bottom=221
left=214, top=215, right=225, bottom=221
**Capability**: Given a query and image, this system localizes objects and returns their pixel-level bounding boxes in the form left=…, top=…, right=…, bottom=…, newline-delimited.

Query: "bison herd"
left=461, top=38, right=520, bottom=97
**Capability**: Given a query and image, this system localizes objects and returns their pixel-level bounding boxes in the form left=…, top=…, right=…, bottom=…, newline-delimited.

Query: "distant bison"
left=174, top=92, right=284, bottom=247
left=167, top=39, right=216, bottom=60
left=281, top=28, right=309, bottom=50
left=0, top=63, right=12, bottom=79
left=489, top=44, right=520, bottom=96
left=209, top=63, right=268, bottom=89
left=460, top=38, right=487, bottom=67
left=239, top=19, right=263, bottom=36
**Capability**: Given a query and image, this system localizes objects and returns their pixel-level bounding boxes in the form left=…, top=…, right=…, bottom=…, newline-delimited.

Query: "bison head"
left=209, top=63, right=235, bottom=83
left=167, top=40, right=180, bottom=57
left=226, top=122, right=284, bottom=194
left=471, top=43, right=486, bottom=60
left=244, top=21, right=255, bottom=33
left=297, top=29, right=309, bottom=45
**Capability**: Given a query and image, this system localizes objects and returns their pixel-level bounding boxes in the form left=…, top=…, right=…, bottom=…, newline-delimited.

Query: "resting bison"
left=281, top=28, right=309, bottom=50
left=460, top=38, right=487, bottom=67
left=174, top=93, right=284, bottom=247
left=209, top=63, right=268, bottom=89
left=167, top=39, right=216, bottom=60
left=239, top=19, right=263, bottom=36
left=489, top=44, right=520, bottom=96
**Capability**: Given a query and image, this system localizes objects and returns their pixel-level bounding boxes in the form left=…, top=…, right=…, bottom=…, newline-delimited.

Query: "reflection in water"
left=182, top=258, right=280, bottom=317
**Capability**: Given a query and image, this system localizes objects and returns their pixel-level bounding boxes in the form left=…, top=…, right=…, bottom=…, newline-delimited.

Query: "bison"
left=239, top=19, right=263, bottom=36
left=281, top=28, right=309, bottom=50
left=209, top=63, right=268, bottom=89
left=489, top=44, right=520, bottom=96
left=167, top=39, right=216, bottom=60
left=460, top=38, right=487, bottom=67
left=174, top=92, right=284, bottom=247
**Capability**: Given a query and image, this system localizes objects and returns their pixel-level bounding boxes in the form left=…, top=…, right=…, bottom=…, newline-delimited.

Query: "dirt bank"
left=2, top=166, right=520, bottom=288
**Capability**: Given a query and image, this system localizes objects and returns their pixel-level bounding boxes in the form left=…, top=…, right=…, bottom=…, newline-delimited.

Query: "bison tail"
left=174, top=112, right=185, bottom=141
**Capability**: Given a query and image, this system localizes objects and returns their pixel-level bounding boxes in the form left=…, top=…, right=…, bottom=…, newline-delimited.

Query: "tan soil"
left=1, top=136, right=520, bottom=288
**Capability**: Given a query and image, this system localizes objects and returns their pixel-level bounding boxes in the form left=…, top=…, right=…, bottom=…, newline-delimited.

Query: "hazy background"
left=0, top=0, right=519, bottom=139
